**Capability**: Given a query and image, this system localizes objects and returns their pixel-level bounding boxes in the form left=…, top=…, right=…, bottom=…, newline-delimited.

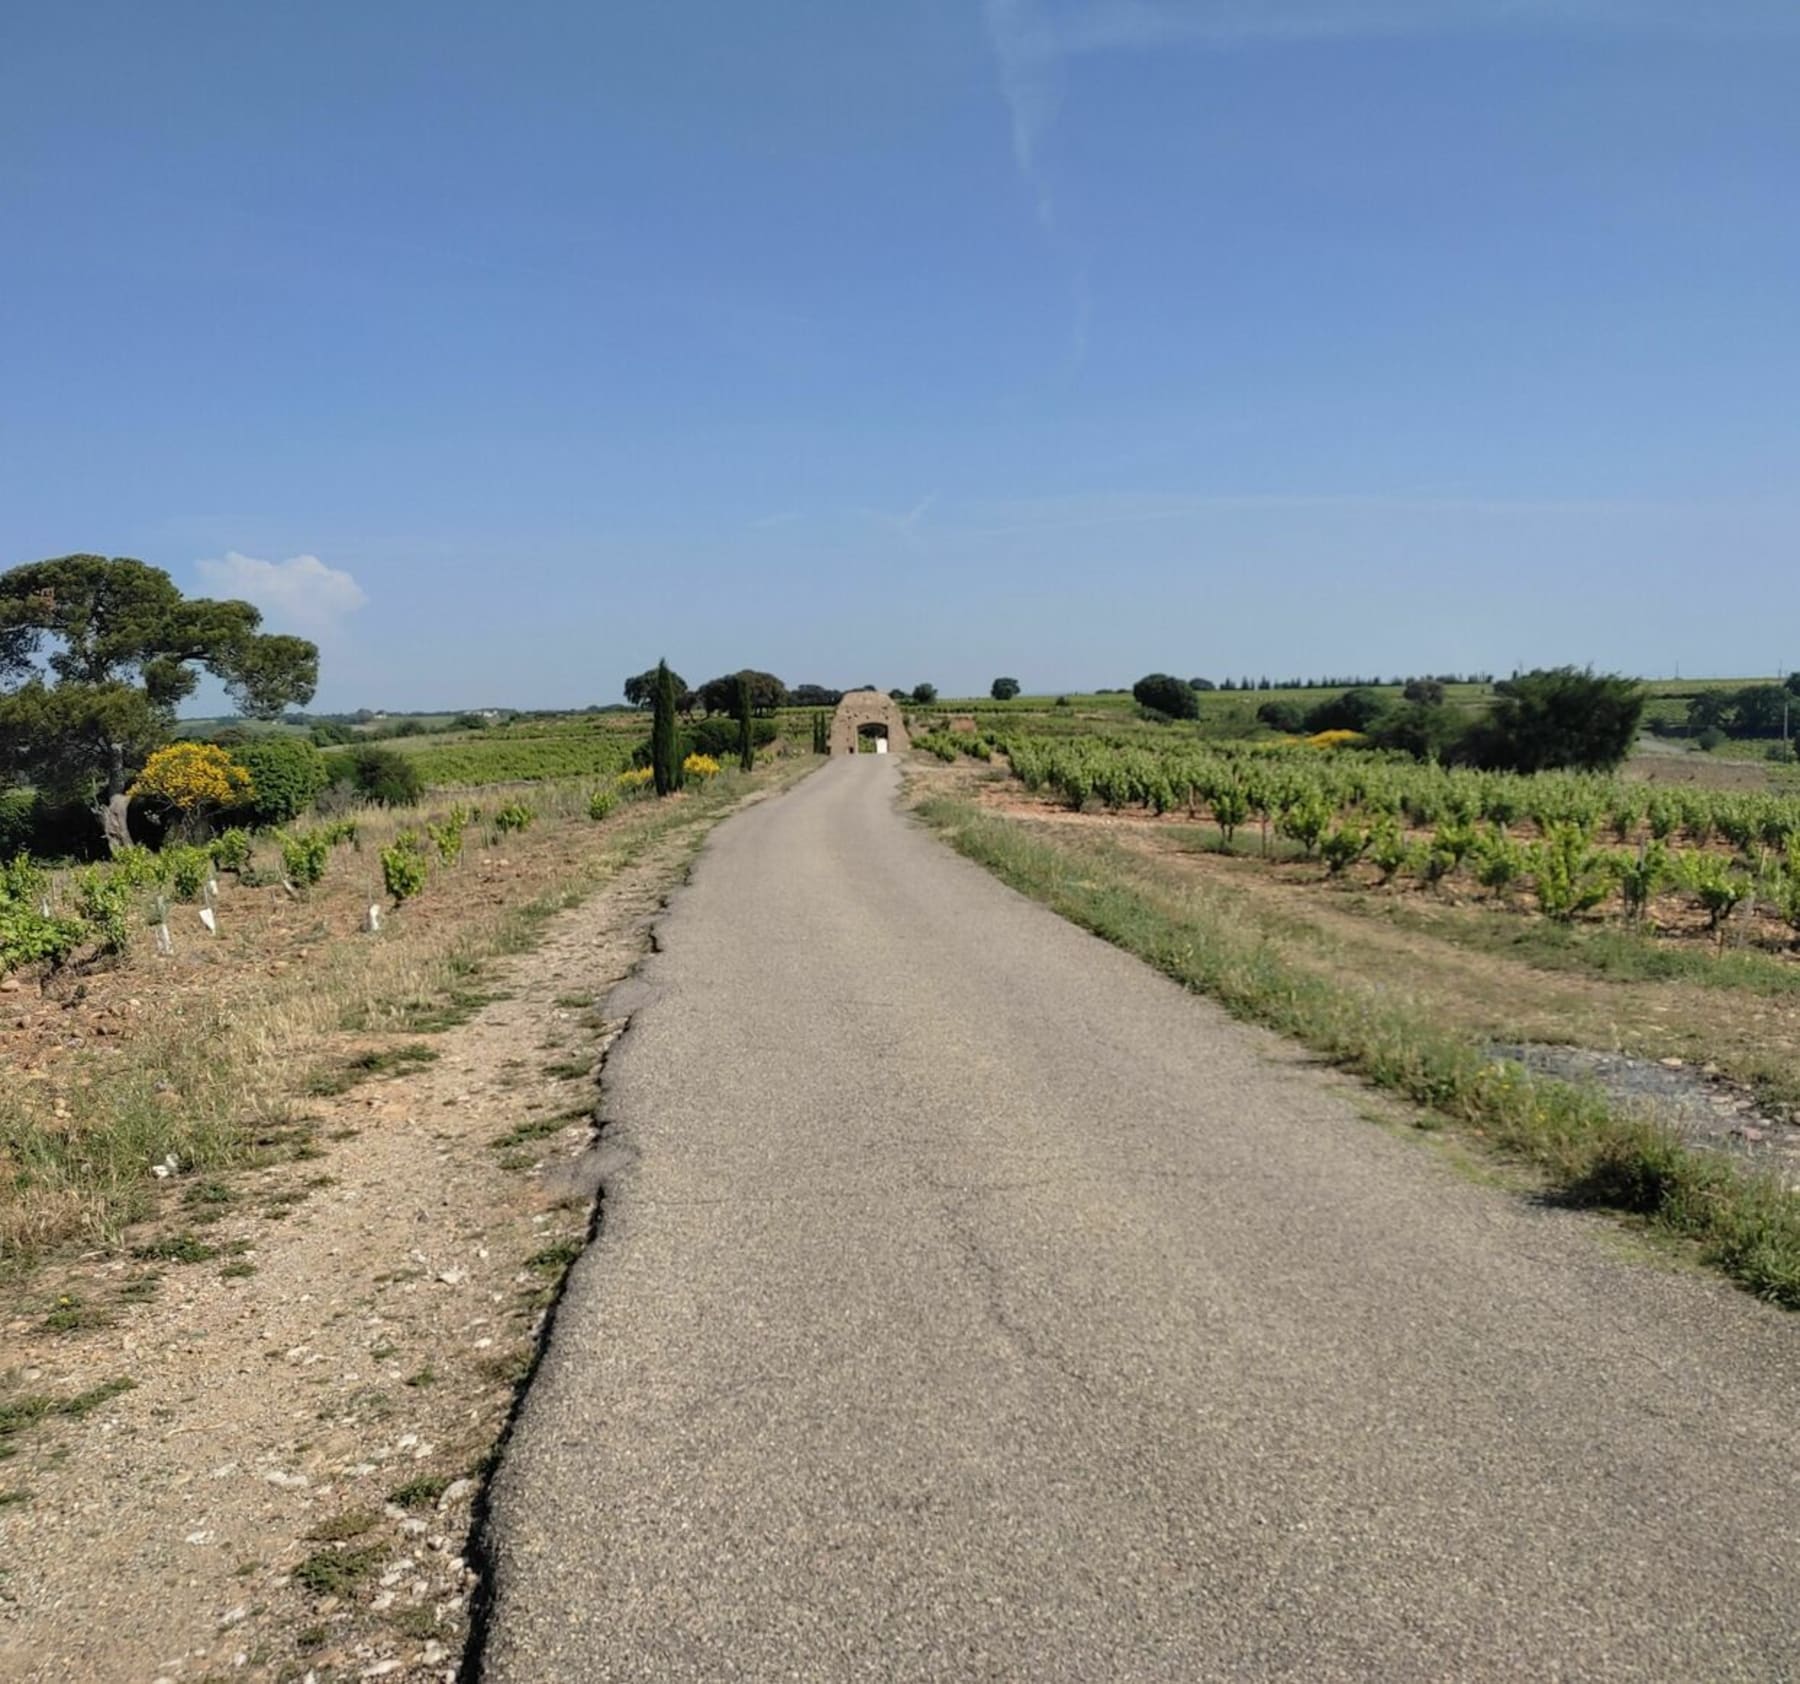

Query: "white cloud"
left=195, top=551, right=368, bottom=630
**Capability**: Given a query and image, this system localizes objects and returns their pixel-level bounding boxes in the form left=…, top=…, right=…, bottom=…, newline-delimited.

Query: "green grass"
left=0, top=1377, right=136, bottom=1445
left=490, top=1106, right=589, bottom=1150
left=41, top=1292, right=109, bottom=1333
left=304, top=1042, right=440, bottom=1096
left=917, top=795, right=1800, bottom=1310
left=131, top=1231, right=219, bottom=1264
left=293, top=1543, right=385, bottom=1597
left=305, top=1507, right=381, bottom=1543
left=388, top=1473, right=451, bottom=1509
left=525, top=1238, right=583, bottom=1275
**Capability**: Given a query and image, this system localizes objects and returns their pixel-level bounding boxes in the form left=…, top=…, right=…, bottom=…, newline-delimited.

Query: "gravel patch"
left=1491, top=1042, right=1800, bottom=1184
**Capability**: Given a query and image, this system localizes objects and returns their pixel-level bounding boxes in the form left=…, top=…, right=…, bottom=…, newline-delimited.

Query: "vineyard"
left=0, top=783, right=625, bottom=982
left=964, top=734, right=1800, bottom=949
left=349, top=729, right=639, bottom=788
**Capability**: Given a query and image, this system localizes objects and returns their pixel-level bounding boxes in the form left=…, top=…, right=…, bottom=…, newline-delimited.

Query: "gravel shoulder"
left=0, top=790, right=786, bottom=1684
left=479, top=757, right=1799, bottom=1683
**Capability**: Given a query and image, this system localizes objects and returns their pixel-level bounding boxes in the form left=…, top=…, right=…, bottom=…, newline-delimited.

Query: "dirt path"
left=0, top=813, right=728, bottom=1683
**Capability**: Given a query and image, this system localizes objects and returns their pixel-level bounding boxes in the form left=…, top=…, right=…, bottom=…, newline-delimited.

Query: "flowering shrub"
left=1304, top=730, right=1365, bottom=750
left=616, top=767, right=654, bottom=792
left=129, top=743, right=253, bottom=837
left=682, top=753, right=721, bottom=780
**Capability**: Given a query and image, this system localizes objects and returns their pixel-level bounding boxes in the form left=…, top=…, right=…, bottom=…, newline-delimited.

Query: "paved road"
left=479, top=758, right=1798, bottom=1682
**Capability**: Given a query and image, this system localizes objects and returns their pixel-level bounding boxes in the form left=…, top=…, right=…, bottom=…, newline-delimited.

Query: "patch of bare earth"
left=0, top=803, right=759, bottom=1683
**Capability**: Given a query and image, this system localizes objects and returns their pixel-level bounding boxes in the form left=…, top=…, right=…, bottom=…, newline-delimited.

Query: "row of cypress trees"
left=647, top=663, right=853, bottom=790
left=649, top=659, right=777, bottom=795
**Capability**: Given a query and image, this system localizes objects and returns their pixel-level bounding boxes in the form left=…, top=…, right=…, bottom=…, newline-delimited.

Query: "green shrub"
left=0, top=792, right=38, bottom=859
left=1303, top=688, right=1388, bottom=734
left=0, top=901, right=87, bottom=976
left=332, top=746, right=423, bottom=807
left=1276, top=795, right=1332, bottom=857
left=2, top=853, right=51, bottom=908
left=1531, top=825, right=1615, bottom=922
left=381, top=839, right=429, bottom=903
left=1676, top=852, right=1750, bottom=931
left=73, top=869, right=133, bottom=955
left=109, top=845, right=167, bottom=889
left=279, top=831, right=331, bottom=890
left=587, top=789, right=617, bottom=821
left=225, top=736, right=329, bottom=826
left=1320, top=822, right=1369, bottom=874
left=211, top=828, right=254, bottom=874
left=1615, top=840, right=1669, bottom=922
left=426, top=820, right=464, bottom=866
left=1470, top=826, right=1526, bottom=897
left=1132, top=674, right=1199, bottom=720
left=493, top=801, right=534, bottom=834
left=1210, top=781, right=1248, bottom=845
left=165, top=845, right=212, bottom=903
left=1368, top=819, right=1410, bottom=883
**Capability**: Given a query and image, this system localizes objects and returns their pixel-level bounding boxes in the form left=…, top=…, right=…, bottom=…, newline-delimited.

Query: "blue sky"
left=3, top=1, right=1796, bottom=709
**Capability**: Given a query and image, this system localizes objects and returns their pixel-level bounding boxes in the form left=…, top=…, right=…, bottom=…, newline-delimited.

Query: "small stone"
left=218, top=1605, right=248, bottom=1628
left=1659, top=1057, right=1685, bottom=1069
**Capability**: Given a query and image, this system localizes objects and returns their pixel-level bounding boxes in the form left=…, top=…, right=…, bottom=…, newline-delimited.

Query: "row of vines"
left=0, top=793, right=587, bottom=980
left=989, top=736, right=1800, bottom=940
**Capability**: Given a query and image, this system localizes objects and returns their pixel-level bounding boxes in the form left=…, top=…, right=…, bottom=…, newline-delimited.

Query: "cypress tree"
left=735, top=674, right=755, bottom=772
left=813, top=711, right=828, bottom=754
left=651, top=658, right=680, bottom=796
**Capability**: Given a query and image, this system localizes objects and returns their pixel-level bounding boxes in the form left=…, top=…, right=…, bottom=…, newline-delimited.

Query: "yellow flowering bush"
left=682, top=753, right=721, bottom=779
left=128, top=743, right=253, bottom=836
left=616, top=766, right=654, bottom=791
left=1305, top=730, right=1366, bottom=750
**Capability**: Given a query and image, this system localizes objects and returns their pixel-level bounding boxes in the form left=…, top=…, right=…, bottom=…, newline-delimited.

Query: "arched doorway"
left=828, top=692, right=911, bottom=756
left=857, top=722, right=890, bottom=754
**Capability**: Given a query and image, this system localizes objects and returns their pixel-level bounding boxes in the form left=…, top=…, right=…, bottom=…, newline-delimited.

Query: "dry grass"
left=0, top=766, right=805, bottom=1267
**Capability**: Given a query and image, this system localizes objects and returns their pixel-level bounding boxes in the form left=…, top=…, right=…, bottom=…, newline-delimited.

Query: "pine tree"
left=651, top=659, right=680, bottom=796
left=735, top=674, right=755, bottom=772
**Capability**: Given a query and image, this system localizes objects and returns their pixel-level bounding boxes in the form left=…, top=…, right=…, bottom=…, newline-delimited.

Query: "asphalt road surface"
left=479, top=757, right=1798, bottom=1682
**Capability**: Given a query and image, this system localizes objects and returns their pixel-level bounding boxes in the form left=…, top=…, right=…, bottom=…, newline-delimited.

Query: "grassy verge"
left=1, top=762, right=811, bottom=1269
left=916, top=794, right=1800, bottom=1309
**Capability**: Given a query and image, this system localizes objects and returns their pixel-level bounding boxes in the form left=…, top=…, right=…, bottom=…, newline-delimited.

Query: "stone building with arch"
left=828, top=691, right=910, bottom=756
